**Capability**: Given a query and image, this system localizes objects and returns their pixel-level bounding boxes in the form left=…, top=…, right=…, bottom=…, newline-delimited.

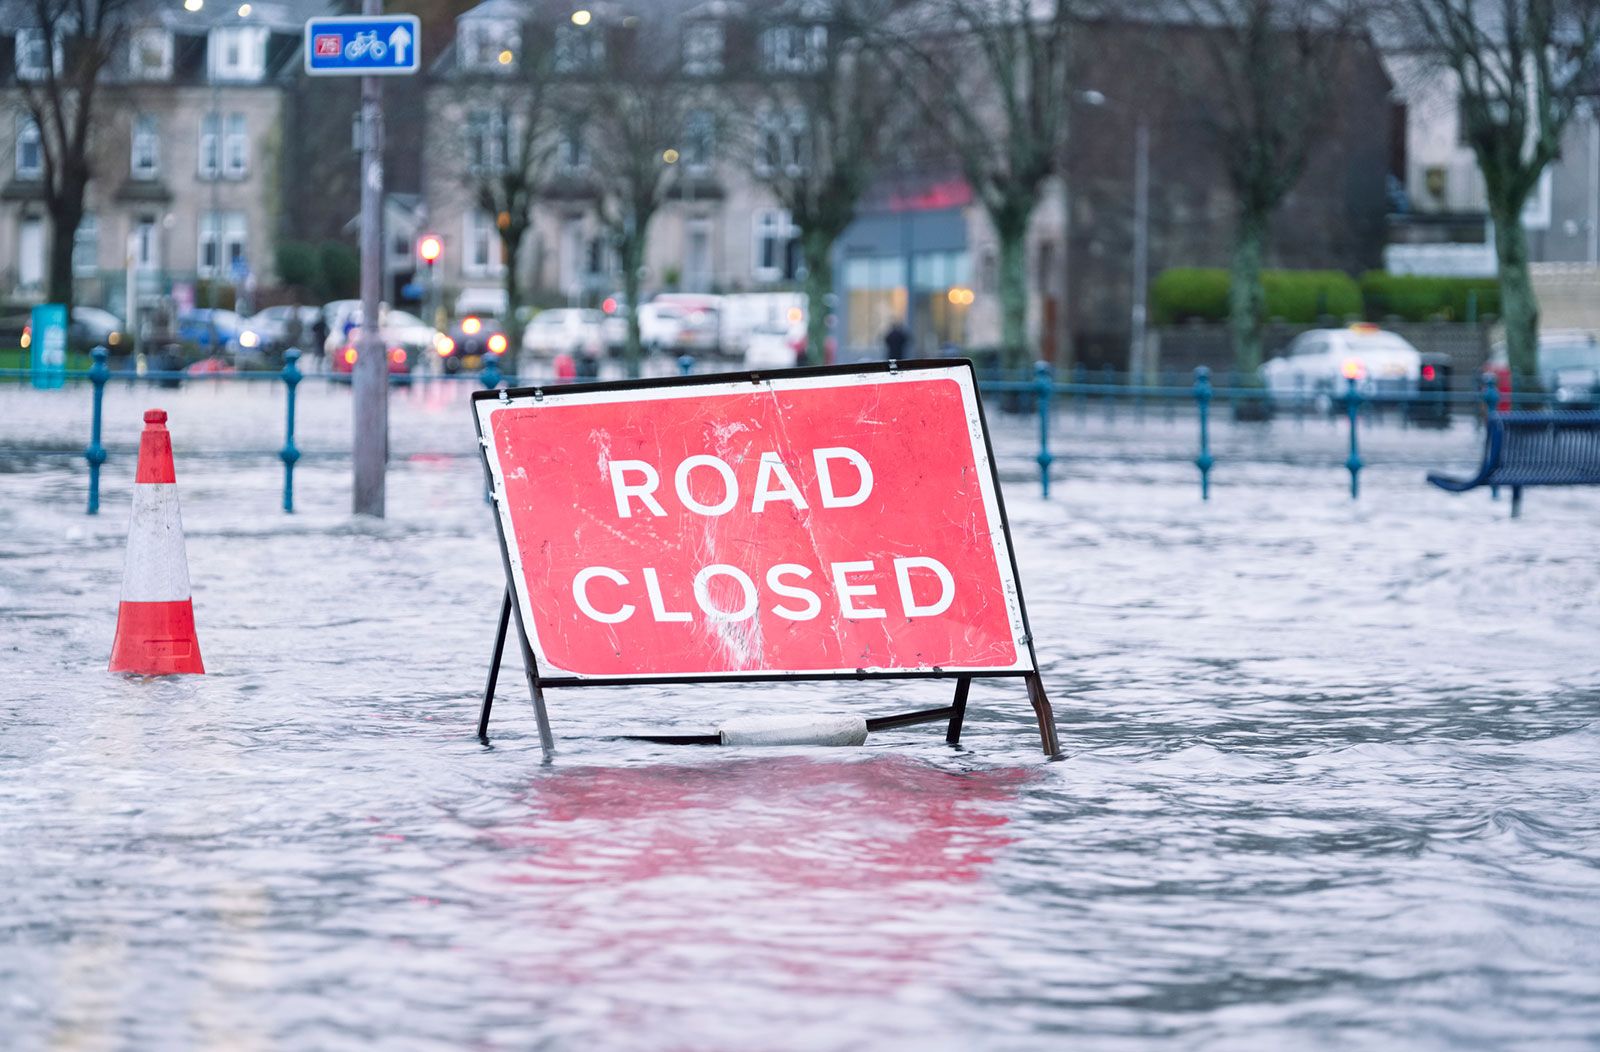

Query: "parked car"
left=438, top=314, right=508, bottom=374
left=1260, top=324, right=1423, bottom=411
left=1487, top=330, right=1600, bottom=409
left=330, top=340, right=412, bottom=379
left=245, top=305, right=323, bottom=353
left=742, top=323, right=805, bottom=371
left=177, top=309, right=250, bottom=355
left=522, top=308, right=606, bottom=358
left=600, top=295, right=721, bottom=355
left=21, top=306, right=128, bottom=355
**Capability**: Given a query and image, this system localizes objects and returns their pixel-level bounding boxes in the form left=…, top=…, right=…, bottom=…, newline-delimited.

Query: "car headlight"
left=239, top=330, right=259, bottom=348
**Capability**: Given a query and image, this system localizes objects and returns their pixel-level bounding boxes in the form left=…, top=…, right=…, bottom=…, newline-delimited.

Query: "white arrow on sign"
left=388, top=25, right=411, bottom=66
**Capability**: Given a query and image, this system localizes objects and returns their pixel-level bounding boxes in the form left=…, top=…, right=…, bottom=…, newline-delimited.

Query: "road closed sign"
left=474, top=363, right=1035, bottom=684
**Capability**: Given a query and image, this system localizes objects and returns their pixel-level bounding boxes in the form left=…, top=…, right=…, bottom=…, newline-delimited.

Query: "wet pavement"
left=1, top=383, right=1598, bottom=1050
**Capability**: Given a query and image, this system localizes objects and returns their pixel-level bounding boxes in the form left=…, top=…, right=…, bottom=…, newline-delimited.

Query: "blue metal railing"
left=1, top=350, right=1561, bottom=513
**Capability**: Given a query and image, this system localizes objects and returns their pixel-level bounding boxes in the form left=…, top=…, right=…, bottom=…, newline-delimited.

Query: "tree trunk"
left=997, top=222, right=1029, bottom=372
left=621, top=232, right=644, bottom=378
left=1491, top=204, right=1539, bottom=388
left=47, top=206, right=83, bottom=315
left=500, top=224, right=524, bottom=375
left=802, top=230, right=833, bottom=366
left=1229, top=209, right=1267, bottom=382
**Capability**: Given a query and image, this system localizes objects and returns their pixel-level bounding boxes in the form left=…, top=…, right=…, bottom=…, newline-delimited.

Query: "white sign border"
left=476, top=365, right=1036, bottom=682
left=302, top=14, right=422, bottom=77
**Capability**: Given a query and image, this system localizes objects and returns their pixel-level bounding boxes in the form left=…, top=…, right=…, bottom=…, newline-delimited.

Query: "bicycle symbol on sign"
left=344, top=30, right=387, bottom=60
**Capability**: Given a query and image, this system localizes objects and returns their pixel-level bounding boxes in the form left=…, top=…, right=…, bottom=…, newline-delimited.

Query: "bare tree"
left=16, top=0, right=146, bottom=312
left=738, top=0, right=903, bottom=364
left=1176, top=0, right=1368, bottom=381
left=1395, top=0, right=1600, bottom=383
left=454, top=31, right=561, bottom=367
left=889, top=0, right=1077, bottom=367
left=574, top=12, right=704, bottom=374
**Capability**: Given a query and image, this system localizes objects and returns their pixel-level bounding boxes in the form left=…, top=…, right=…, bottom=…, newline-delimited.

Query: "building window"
left=683, top=22, right=723, bottom=76
left=134, top=214, right=160, bottom=269
left=16, top=116, right=43, bottom=179
left=554, top=24, right=604, bottom=74
left=464, top=210, right=503, bottom=277
left=19, top=216, right=44, bottom=289
left=467, top=108, right=507, bottom=172
left=210, top=26, right=265, bottom=81
left=756, top=109, right=807, bottom=176
left=759, top=24, right=826, bottom=74
left=16, top=29, right=53, bottom=81
left=73, top=214, right=98, bottom=277
left=198, top=211, right=247, bottom=278
left=130, top=28, right=172, bottom=80
left=198, top=113, right=219, bottom=179
left=224, top=113, right=248, bottom=177
left=459, top=19, right=518, bottom=70
left=684, top=109, right=715, bottom=171
left=559, top=116, right=587, bottom=170
left=844, top=254, right=906, bottom=350
left=752, top=209, right=799, bottom=282
left=131, top=115, right=159, bottom=179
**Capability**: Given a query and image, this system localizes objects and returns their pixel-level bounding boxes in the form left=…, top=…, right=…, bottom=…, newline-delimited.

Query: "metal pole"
left=280, top=349, right=302, bottom=513
left=85, top=347, right=109, bottom=515
left=352, top=19, right=387, bottom=517
left=1588, top=103, right=1598, bottom=265
left=1345, top=376, right=1363, bottom=500
left=1194, top=366, right=1213, bottom=500
left=1130, top=121, right=1149, bottom=382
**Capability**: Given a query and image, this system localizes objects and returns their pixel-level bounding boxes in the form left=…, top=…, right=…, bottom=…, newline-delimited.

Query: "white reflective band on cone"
left=120, top=484, right=193, bottom=603
left=718, top=714, right=868, bottom=747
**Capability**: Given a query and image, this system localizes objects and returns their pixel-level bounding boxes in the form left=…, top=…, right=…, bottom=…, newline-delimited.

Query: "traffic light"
left=417, top=234, right=442, bottom=265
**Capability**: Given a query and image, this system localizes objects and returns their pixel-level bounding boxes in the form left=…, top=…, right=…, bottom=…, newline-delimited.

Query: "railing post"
left=678, top=354, right=695, bottom=377
left=280, top=349, right=302, bottom=513
left=1483, top=372, right=1500, bottom=500
left=1194, top=366, right=1214, bottom=501
left=1345, top=376, right=1363, bottom=500
left=85, top=346, right=109, bottom=515
left=481, top=353, right=501, bottom=392
left=1035, top=360, right=1055, bottom=498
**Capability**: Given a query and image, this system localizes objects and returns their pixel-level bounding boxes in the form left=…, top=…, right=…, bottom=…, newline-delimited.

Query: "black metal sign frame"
left=470, top=358, right=1061, bottom=758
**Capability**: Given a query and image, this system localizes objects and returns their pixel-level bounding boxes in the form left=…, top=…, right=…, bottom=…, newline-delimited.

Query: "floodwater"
left=2, top=395, right=1599, bottom=1050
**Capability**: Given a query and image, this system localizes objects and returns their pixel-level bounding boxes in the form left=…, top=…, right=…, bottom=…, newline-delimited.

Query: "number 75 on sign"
left=304, top=15, right=421, bottom=76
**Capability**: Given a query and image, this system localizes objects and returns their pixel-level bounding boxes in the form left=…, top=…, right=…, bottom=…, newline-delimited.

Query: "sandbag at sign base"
left=718, top=714, right=868, bottom=747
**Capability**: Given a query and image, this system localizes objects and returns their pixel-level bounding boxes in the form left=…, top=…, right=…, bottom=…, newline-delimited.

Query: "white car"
left=324, top=303, right=442, bottom=360
left=1260, top=324, right=1423, bottom=410
left=742, top=323, right=804, bottom=371
left=522, top=308, right=606, bottom=358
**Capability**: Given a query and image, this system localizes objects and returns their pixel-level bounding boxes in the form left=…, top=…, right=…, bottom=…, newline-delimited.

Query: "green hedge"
left=1152, top=268, right=1361, bottom=324
left=1358, top=272, right=1500, bottom=322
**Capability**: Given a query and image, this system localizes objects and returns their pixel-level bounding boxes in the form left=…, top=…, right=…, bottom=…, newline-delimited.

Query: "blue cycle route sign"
left=304, top=15, right=421, bottom=76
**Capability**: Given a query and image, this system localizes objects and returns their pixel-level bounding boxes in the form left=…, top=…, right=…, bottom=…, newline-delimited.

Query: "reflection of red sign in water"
left=314, top=34, right=341, bottom=57
left=477, top=366, right=1031, bottom=682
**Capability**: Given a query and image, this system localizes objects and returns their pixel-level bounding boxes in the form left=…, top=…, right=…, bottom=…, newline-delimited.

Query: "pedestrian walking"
left=884, top=321, right=910, bottom=361
left=310, top=312, right=329, bottom=367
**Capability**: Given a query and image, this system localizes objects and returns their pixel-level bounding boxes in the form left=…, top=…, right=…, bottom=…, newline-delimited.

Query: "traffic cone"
left=109, top=409, right=204, bottom=675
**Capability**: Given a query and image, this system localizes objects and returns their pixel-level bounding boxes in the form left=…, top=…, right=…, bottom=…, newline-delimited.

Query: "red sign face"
left=314, top=34, right=341, bottom=57
left=476, top=366, right=1032, bottom=682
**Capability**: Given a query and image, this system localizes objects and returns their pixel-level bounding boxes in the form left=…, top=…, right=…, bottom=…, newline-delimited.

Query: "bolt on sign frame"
left=471, top=359, right=1062, bottom=758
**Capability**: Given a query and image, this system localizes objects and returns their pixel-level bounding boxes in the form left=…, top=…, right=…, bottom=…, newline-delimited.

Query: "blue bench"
left=1428, top=410, right=1600, bottom=517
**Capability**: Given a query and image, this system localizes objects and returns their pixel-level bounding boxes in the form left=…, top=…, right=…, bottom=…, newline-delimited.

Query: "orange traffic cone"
left=109, top=409, right=204, bottom=675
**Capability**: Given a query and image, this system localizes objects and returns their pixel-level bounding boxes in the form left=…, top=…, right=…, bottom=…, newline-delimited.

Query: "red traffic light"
left=417, top=235, right=443, bottom=263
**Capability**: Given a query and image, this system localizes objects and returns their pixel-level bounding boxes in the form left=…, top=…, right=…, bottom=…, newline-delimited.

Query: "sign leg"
left=946, top=676, right=971, bottom=744
left=477, top=589, right=512, bottom=742
left=1025, top=673, right=1064, bottom=758
left=507, top=604, right=556, bottom=759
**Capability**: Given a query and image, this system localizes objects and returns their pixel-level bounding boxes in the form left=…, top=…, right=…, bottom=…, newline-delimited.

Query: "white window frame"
left=467, top=107, right=507, bottom=173
left=198, top=113, right=220, bottom=179
left=15, top=29, right=57, bottom=81
left=463, top=209, right=504, bottom=278
left=460, top=19, right=518, bottom=71
left=559, top=116, right=587, bottom=170
left=755, top=108, right=806, bottom=176
left=16, top=115, right=43, bottom=179
left=129, top=28, right=173, bottom=80
left=683, top=22, right=724, bottom=76
left=133, top=214, right=161, bottom=270
left=684, top=108, right=715, bottom=172
left=554, top=24, right=604, bottom=74
left=73, top=213, right=98, bottom=277
left=131, top=114, right=160, bottom=179
left=198, top=211, right=247, bottom=279
left=224, top=112, right=248, bottom=178
left=752, top=208, right=798, bottom=282
left=759, top=24, right=826, bottom=74
left=210, top=26, right=266, bottom=82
